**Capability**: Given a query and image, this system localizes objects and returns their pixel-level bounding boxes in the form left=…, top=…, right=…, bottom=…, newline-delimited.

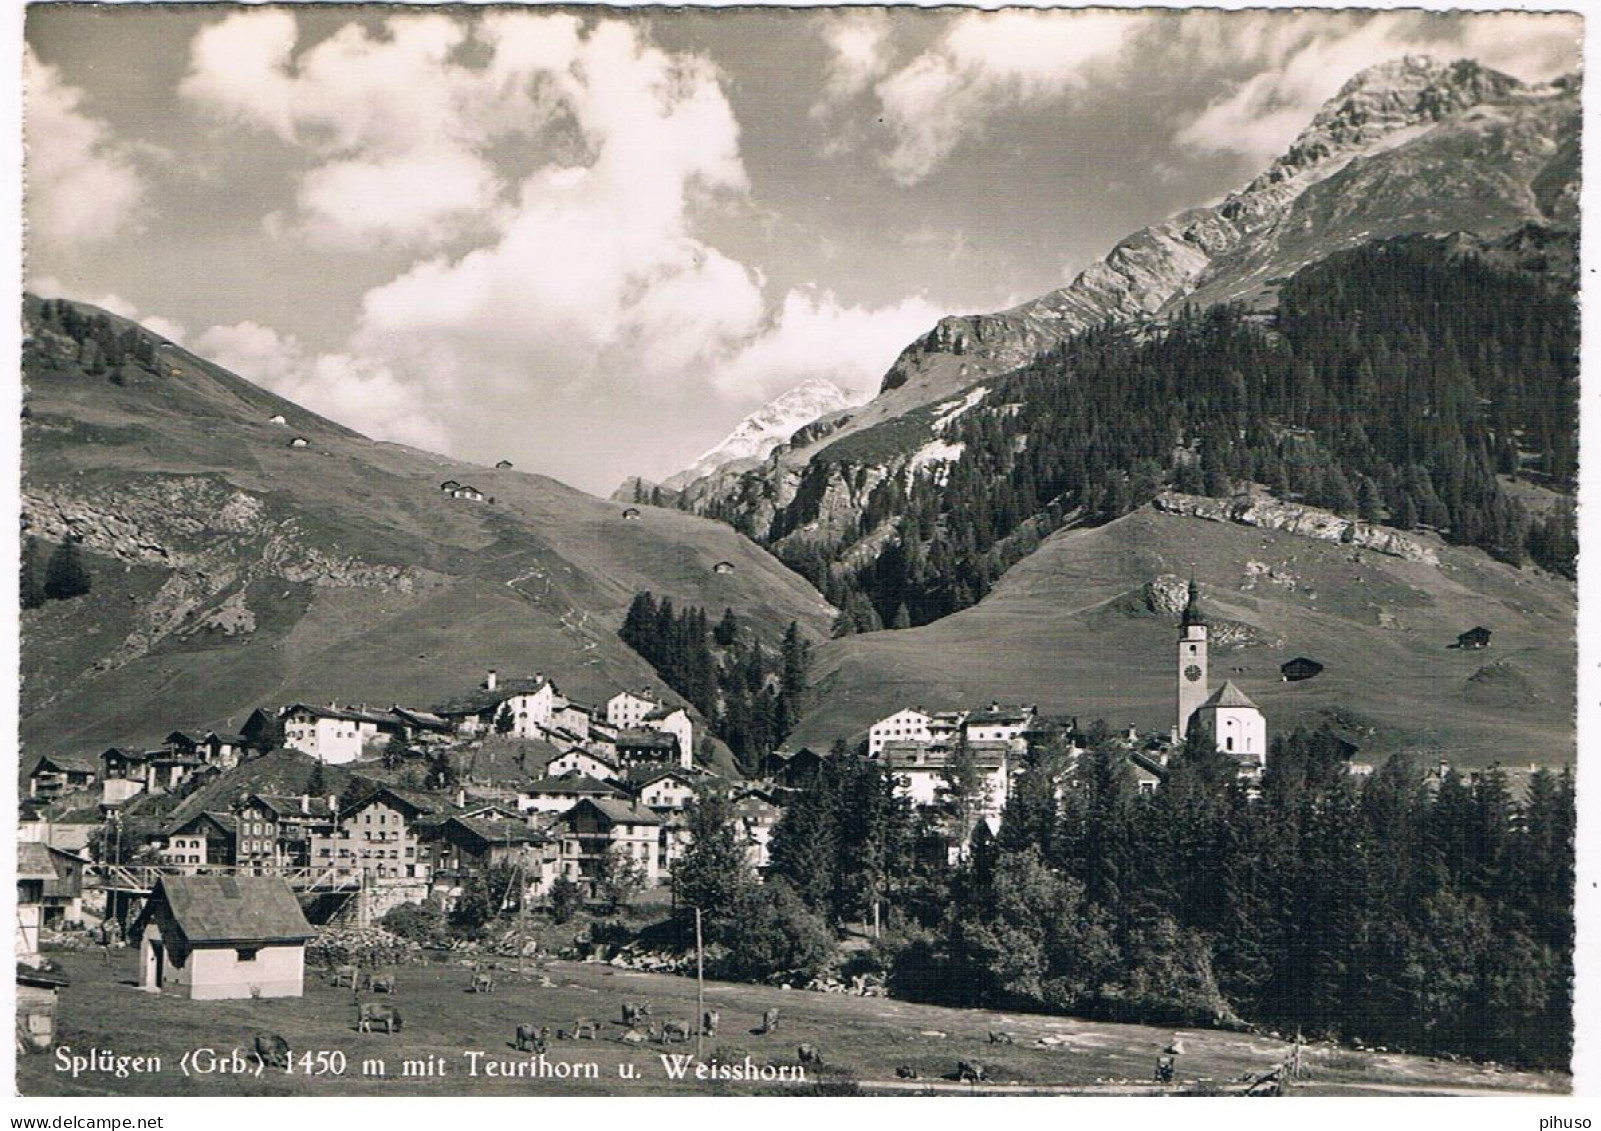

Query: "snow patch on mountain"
left=662, top=378, right=860, bottom=491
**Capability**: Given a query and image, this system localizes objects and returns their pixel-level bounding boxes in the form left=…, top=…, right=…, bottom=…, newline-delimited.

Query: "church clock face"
left=1184, top=664, right=1203, bottom=683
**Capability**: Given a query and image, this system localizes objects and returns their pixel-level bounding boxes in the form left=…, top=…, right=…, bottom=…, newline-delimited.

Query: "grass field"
left=19, top=949, right=1568, bottom=1098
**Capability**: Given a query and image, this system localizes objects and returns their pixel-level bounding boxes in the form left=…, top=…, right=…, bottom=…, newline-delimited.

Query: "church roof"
left=1201, top=681, right=1258, bottom=710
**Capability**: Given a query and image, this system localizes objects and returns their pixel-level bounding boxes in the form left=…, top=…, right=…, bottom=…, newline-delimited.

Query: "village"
left=17, top=581, right=1558, bottom=1098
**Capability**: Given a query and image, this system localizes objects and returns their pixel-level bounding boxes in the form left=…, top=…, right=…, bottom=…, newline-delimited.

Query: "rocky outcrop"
left=23, top=477, right=425, bottom=675
left=1151, top=491, right=1439, bottom=564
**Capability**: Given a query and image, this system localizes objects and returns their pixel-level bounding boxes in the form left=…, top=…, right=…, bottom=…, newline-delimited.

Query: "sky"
left=21, top=3, right=1583, bottom=495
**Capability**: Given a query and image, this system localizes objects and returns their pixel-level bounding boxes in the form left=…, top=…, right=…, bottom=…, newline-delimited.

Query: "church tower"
left=1176, top=578, right=1209, bottom=739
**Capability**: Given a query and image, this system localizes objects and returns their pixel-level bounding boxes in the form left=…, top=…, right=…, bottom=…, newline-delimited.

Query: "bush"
left=381, top=902, right=447, bottom=947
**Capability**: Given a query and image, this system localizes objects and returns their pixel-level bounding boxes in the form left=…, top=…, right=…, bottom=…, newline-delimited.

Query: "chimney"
left=327, top=794, right=339, bottom=815
left=456, top=787, right=466, bottom=808
left=486, top=670, right=498, bottom=691
left=300, top=794, right=310, bottom=814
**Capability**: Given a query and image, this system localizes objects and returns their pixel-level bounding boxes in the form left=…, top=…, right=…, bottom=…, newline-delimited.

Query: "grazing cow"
left=758, top=1008, right=780, bottom=1034
left=895, top=1066, right=920, bottom=1080
left=515, top=1025, right=550, bottom=1054
left=254, top=1032, right=290, bottom=1069
left=701, top=1009, right=720, bottom=1038
left=570, top=1017, right=601, bottom=1041
left=660, top=1020, right=692, bottom=1045
left=622, top=1001, right=651, bottom=1027
left=1154, top=1055, right=1175, bottom=1083
left=619, top=1027, right=650, bottom=1045
left=956, top=1060, right=987, bottom=1083
left=472, top=971, right=494, bottom=994
left=331, top=965, right=360, bottom=988
left=357, top=1003, right=403, bottom=1034
left=797, top=1044, right=824, bottom=1067
left=369, top=973, right=396, bottom=994
left=988, top=1031, right=1016, bottom=1045
left=1165, top=1036, right=1186, bottom=1055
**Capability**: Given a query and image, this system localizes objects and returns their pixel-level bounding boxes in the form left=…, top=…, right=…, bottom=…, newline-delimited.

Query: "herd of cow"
left=243, top=962, right=1202, bottom=1089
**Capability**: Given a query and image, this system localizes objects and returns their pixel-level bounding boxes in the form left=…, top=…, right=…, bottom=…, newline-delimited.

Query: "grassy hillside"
left=19, top=297, right=834, bottom=756
left=791, top=507, right=1574, bottom=769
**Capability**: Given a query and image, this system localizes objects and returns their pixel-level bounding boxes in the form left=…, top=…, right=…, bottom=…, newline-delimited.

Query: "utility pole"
left=695, top=906, right=705, bottom=1059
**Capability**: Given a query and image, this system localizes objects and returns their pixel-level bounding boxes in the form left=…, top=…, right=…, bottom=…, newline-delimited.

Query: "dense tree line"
left=759, top=731, right=1574, bottom=1067
left=619, top=593, right=811, bottom=771
left=34, top=298, right=164, bottom=380
left=764, top=236, right=1578, bottom=628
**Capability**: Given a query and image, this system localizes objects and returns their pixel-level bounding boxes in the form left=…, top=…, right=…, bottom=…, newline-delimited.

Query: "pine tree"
left=42, top=539, right=91, bottom=600
left=20, top=536, right=43, bottom=610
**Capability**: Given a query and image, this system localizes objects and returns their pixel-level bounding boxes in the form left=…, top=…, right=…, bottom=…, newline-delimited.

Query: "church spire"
left=1180, top=575, right=1208, bottom=629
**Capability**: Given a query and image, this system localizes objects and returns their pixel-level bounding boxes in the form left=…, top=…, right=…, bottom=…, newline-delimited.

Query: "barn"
left=132, top=875, right=313, bottom=1000
left=1457, top=626, right=1492, bottom=649
left=1280, top=657, right=1324, bottom=682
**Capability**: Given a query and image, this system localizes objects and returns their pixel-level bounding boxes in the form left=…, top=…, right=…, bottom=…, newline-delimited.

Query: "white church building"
left=1174, top=579, right=1268, bottom=775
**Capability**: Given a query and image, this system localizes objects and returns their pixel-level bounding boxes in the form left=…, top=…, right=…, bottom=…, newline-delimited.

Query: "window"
left=236, top=947, right=259, bottom=962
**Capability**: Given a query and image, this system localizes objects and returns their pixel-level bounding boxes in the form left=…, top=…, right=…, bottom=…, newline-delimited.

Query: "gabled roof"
left=102, top=746, right=155, bottom=763
left=566, top=797, right=661, bottom=827
left=523, top=772, right=624, bottom=797
left=446, top=816, right=548, bottom=848
left=1201, top=681, right=1259, bottom=710
left=244, top=793, right=338, bottom=820
left=281, top=703, right=405, bottom=727
left=643, top=705, right=686, bottom=722
left=17, top=841, right=58, bottom=881
left=136, top=875, right=313, bottom=945
left=626, top=765, right=698, bottom=788
left=615, top=728, right=677, bottom=749
left=391, top=706, right=452, bottom=731
left=340, top=785, right=437, bottom=819
left=31, top=752, right=99, bottom=775
left=164, top=810, right=239, bottom=837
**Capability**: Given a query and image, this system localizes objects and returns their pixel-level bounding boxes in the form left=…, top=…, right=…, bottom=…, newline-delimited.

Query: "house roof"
left=447, top=816, right=547, bottom=847
left=137, top=875, right=314, bottom=944
left=615, top=728, right=677, bottom=749
left=246, top=793, right=339, bottom=820
left=281, top=703, right=404, bottom=727
left=1201, top=681, right=1259, bottom=710
left=17, top=841, right=58, bottom=881
left=569, top=798, right=661, bottom=826
left=432, top=678, right=551, bottom=717
left=643, top=705, right=685, bottom=722
left=391, top=707, right=452, bottom=731
left=164, top=810, right=239, bottom=837
left=524, top=772, right=623, bottom=796
left=626, top=765, right=697, bottom=788
left=341, top=785, right=437, bottom=820
left=32, top=752, right=99, bottom=775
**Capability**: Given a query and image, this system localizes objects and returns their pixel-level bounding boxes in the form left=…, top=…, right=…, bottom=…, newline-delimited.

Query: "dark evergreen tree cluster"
left=759, top=237, right=1577, bottom=627
left=22, top=536, right=92, bottom=607
left=776, top=729, right=1573, bottom=1066
left=618, top=593, right=811, bottom=771
left=34, top=298, right=164, bottom=380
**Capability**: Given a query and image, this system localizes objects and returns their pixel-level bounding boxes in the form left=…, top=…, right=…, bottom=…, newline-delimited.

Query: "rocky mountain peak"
left=1250, top=56, right=1522, bottom=190
left=661, top=378, right=859, bottom=492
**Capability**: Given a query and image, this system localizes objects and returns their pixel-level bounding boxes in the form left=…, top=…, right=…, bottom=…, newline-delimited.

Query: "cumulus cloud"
left=1174, top=11, right=1582, bottom=164
left=707, top=289, right=949, bottom=402
left=180, top=10, right=581, bottom=248
left=193, top=321, right=446, bottom=451
left=23, top=47, right=146, bottom=251
left=813, top=11, right=893, bottom=112
left=871, top=10, right=1149, bottom=185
